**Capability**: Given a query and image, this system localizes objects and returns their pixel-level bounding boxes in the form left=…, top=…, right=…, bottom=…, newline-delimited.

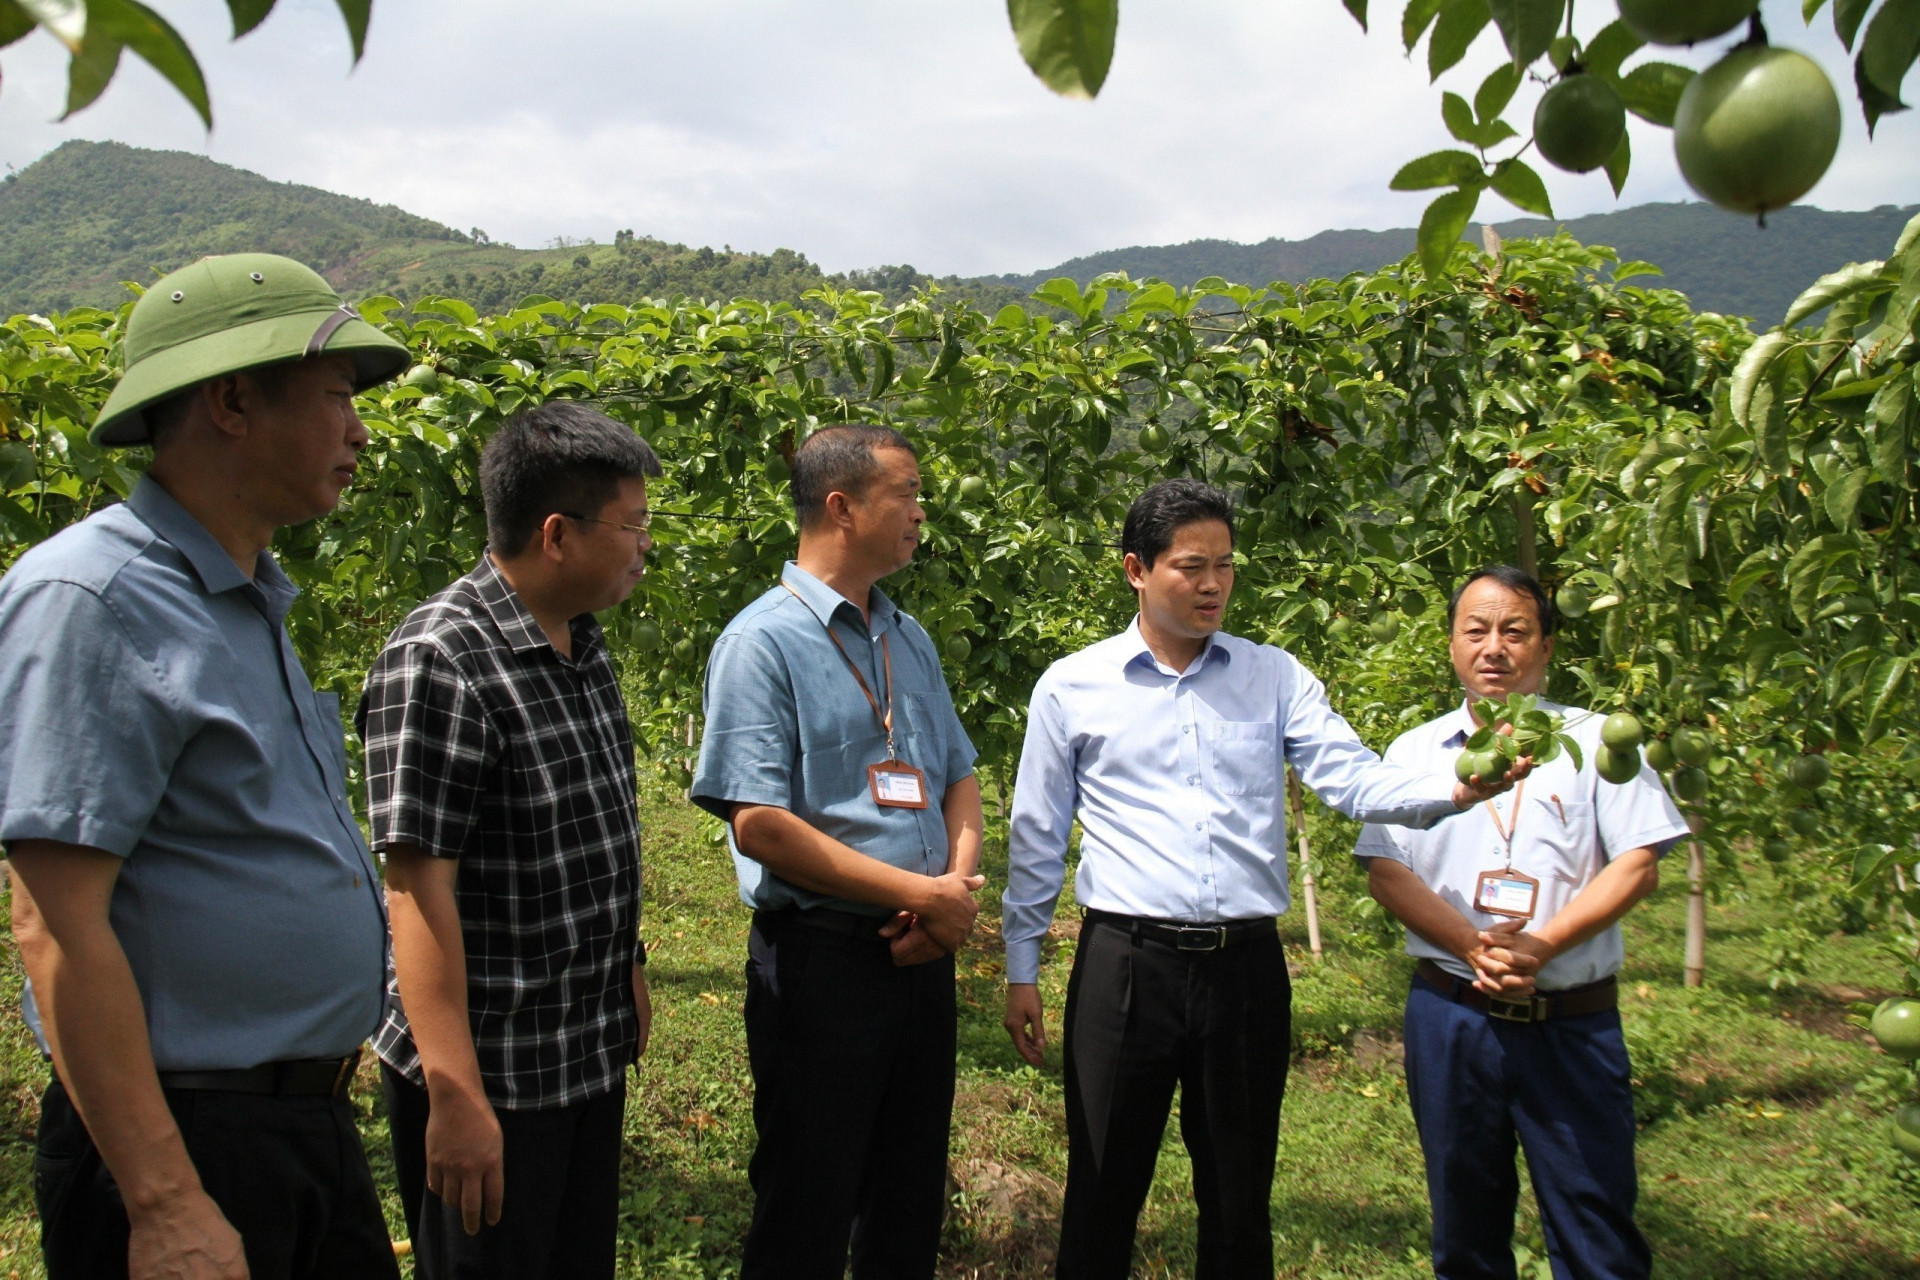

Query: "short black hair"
left=790, top=424, right=917, bottom=527
left=1447, top=565, right=1556, bottom=636
left=1121, top=478, right=1235, bottom=568
left=480, top=401, right=662, bottom=557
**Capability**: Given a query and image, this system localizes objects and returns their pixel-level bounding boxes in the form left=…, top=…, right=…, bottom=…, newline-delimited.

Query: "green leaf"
left=1007, top=0, right=1117, bottom=99
left=1805, top=0, right=1831, bottom=19
left=1583, top=20, right=1643, bottom=81
left=1601, top=127, right=1630, bottom=197
left=1404, top=0, right=1446, bottom=52
left=1475, top=60, right=1522, bottom=120
left=224, top=0, right=273, bottom=38
left=1344, top=0, right=1369, bottom=30
left=1864, top=654, right=1913, bottom=731
left=1613, top=259, right=1662, bottom=282
left=1869, top=370, right=1915, bottom=483
left=1486, top=0, right=1562, bottom=68
left=15, top=0, right=84, bottom=50
left=1836, top=0, right=1874, bottom=49
left=1558, top=733, right=1583, bottom=772
left=1752, top=375, right=1790, bottom=472
left=1429, top=0, right=1491, bottom=80
left=1390, top=148, right=1485, bottom=190
left=331, top=0, right=369, bottom=61
left=1855, top=55, right=1907, bottom=133
left=1418, top=187, right=1480, bottom=277
left=1490, top=157, right=1553, bottom=216
left=62, top=25, right=124, bottom=119
left=1824, top=465, right=1870, bottom=528
left=1856, top=0, right=1920, bottom=105
left=1617, top=61, right=1694, bottom=127
left=1784, top=259, right=1890, bottom=327
left=1442, top=91, right=1518, bottom=146
left=0, top=1, right=37, bottom=48
left=1730, top=332, right=1795, bottom=428
left=62, top=0, right=210, bottom=126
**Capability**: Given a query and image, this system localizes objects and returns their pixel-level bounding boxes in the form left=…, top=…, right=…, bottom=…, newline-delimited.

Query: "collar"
left=472, top=553, right=599, bottom=658
left=126, top=477, right=297, bottom=621
left=1120, top=615, right=1230, bottom=676
left=781, top=561, right=897, bottom=634
left=1438, top=700, right=1481, bottom=749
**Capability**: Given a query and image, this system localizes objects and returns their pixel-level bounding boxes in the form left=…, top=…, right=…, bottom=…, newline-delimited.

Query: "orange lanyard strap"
left=784, top=583, right=897, bottom=757
left=1483, top=779, right=1526, bottom=871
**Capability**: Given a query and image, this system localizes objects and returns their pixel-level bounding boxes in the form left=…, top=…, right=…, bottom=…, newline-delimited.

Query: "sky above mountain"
left=1, top=0, right=1915, bottom=278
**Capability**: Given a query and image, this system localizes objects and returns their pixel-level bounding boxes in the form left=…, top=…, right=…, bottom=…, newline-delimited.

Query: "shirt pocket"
left=1524, top=794, right=1595, bottom=884
left=1206, top=721, right=1277, bottom=796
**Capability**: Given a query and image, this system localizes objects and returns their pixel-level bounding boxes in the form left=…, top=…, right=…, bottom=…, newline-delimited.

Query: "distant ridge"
left=987, top=202, right=1920, bottom=325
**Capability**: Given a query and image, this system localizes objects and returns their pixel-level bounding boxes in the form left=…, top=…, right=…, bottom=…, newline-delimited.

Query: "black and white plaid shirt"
left=358, top=555, right=642, bottom=1110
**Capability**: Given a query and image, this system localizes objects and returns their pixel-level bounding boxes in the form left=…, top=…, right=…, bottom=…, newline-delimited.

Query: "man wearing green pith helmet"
left=0, top=255, right=410, bottom=1279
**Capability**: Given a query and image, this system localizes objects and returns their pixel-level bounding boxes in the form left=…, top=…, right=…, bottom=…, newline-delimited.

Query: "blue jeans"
left=1403, top=975, right=1651, bottom=1280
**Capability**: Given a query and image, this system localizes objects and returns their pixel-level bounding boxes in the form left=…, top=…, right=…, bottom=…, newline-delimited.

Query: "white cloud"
left=1, top=0, right=1914, bottom=276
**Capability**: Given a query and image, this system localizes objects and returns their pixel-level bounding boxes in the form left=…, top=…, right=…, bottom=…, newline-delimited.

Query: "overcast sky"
left=1, top=0, right=1915, bottom=277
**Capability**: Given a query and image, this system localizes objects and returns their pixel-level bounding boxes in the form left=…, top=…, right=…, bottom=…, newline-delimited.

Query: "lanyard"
left=1483, top=779, right=1527, bottom=871
left=784, top=582, right=901, bottom=761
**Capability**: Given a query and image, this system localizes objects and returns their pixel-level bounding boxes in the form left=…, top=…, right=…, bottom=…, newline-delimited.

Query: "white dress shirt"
left=1002, top=619, right=1462, bottom=984
left=1354, top=699, right=1691, bottom=991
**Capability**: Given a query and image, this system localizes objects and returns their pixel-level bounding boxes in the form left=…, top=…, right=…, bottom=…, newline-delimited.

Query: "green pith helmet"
left=91, top=253, right=410, bottom=446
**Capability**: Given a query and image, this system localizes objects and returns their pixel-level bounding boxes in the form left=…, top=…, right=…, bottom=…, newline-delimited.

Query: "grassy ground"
left=2, top=784, right=1917, bottom=1278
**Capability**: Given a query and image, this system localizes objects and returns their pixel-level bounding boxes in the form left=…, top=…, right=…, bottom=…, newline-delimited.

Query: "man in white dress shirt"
left=1357, top=565, right=1689, bottom=1280
left=1002, top=480, right=1525, bottom=1279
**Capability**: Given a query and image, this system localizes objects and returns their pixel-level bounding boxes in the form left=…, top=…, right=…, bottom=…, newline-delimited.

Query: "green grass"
left=2, top=783, right=1917, bottom=1278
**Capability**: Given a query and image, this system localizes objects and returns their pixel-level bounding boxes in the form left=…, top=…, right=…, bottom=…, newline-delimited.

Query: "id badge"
left=868, top=760, right=929, bottom=809
left=1474, top=868, right=1540, bottom=919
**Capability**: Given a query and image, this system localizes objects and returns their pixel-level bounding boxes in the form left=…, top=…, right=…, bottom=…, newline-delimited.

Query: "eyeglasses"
left=560, top=510, right=651, bottom=535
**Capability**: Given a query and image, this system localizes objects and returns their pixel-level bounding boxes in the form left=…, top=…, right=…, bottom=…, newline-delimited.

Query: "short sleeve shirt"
left=357, top=555, right=642, bottom=1110
left=1354, top=699, right=1691, bottom=990
left=691, top=562, right=976, bottom=915
left=0, top=479, right=387, bottom=1070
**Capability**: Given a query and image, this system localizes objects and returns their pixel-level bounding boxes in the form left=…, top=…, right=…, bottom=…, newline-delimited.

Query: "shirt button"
left=1188, top=776, right=1198, bottom=786
left=1193, top=821, right=1203, bottom=831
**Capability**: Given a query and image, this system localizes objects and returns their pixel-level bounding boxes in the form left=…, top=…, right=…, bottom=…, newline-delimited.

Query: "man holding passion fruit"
left=1357, top=565, right=1691, bottom=1280
left=1001, top=480, right=1529, bottom=1279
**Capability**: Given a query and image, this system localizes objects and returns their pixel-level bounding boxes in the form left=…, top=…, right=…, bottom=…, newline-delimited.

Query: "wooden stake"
left=1287, top=768, right=1323, bottom=959
left=1684, top=814, right=1706, bottom=988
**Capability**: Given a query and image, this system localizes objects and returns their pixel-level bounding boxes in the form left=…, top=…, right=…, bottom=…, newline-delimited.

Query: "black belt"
left=156, top=1049, right=360, bottom=1099
left=1416, top=960, right=1618, bottom=1024
left=756, top=906, right=893, bottom=941
left=1083, top=908, right=1276, bottom=952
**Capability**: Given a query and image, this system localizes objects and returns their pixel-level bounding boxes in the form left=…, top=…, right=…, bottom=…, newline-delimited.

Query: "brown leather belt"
left=1084, top=908, right=1276, bottom=952
left=157, top=1049, right=360, bottom=1098
left=1416, top=960, right=1617, bottom=1024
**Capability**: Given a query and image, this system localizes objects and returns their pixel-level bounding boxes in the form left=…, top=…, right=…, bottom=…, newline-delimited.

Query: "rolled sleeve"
left=1003, top=674, right=1076, bottom=985
left=1596, top=758, right=1692, bottom=860
left=357, top=640, right=491, bottom=858
left=691, top=633, right=798, bottom=820
left=0, top=581, right=180, bottom=857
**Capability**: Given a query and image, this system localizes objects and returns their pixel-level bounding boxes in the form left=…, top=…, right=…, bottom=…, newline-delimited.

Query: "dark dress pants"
left=382, top=1064, right=626, bottom=1280
left=1402, top=974, right=1650, bottom=1280
left=1056, top=917, right=1291, bottom=1280
left=740, top=909, right=957, bottom=1280
left=34, top=1077, right=400, bottom=1280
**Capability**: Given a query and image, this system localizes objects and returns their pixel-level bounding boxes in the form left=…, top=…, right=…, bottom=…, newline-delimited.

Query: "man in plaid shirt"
left=357, top=401, right=660, bottom=1278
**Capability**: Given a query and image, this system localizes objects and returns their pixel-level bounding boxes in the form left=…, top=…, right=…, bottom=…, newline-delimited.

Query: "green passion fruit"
left=630, top=619, right=663, bottom=650
left=1644, top=738, right=1677, bottom=772
left=944, top=634, right=972, bottom=662
left=1555, top=584, right=1591, bottom=619
left=671, top=637, right=697, bottom=664
left=402, top=364, right=441, bottom=392
left=726, top=539, right=756, bottom=568
left=1671, top=727, right=1714, bottom=768
left=1534, top=73, right=1627, bottom=174
left=1328, top=617, right=1355, bottom=642
left=1762, top=836, right=1792, bottom=864
left=1788, top=807, right=1820, bottom=837
left=1616, top=0, right=1759, bottom=45
left=1369, top=613, right=1402, bottom=644
left=1787, top=754, right=1831, bottom=790
left=1138, top=423, right=1170, bottom=452
left=1670, top=766, right=1710, bottom=804
left=1673, top=45, right=1841, bottom=217
left=959, top=476, right=991, bottom=502
left=1872, top=997, right=1920, bottom=1061
left=1601, top=713, right=1645, bottom=751
left=1893, top=1103, right=1920, bottom=1163
left=1596, top=744, right=1642, bottom=784
left=921, top=559, right=950, bottom=587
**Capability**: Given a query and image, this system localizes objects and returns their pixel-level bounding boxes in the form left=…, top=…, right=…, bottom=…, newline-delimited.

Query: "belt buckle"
left=1174, top=925, right=1226, bottom=952
left=1487, top=995, right=1538, bottom=1023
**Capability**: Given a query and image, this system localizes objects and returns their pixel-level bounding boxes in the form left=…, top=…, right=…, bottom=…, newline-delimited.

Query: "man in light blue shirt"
left=1003, top=479, right=1522, bottom=1279
left=692, top=425, right=985, bottom=1280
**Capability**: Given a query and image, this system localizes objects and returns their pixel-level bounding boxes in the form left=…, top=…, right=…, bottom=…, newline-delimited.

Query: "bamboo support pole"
left=1684, top=814, right=1706, bottom=988
left=1287, top=768, right=1323, bottom=959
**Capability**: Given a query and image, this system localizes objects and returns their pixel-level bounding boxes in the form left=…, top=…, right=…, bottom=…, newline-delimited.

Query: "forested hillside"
left=992, top=202, right=1920, bottom=325
left=0, top=142, right=1020, bottom=316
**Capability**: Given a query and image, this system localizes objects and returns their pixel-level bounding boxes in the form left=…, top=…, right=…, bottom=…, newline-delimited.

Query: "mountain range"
left=3, top=140, right=1913, bottom=326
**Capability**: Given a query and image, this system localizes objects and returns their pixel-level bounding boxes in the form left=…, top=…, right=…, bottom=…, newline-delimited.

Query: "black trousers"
left=382, top=1064, right=626, bottom=1280
left=33, top=1076, right=400, bottom=1280
left=1056, top=917, right=1292, bottom=1280
left=740, top=908, right=957, bottom=1280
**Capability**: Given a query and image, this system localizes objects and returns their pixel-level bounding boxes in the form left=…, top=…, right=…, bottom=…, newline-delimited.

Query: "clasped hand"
left=878, top=870, right=985, bottom=966
left=1464, top=918, right=1557, bottom=996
